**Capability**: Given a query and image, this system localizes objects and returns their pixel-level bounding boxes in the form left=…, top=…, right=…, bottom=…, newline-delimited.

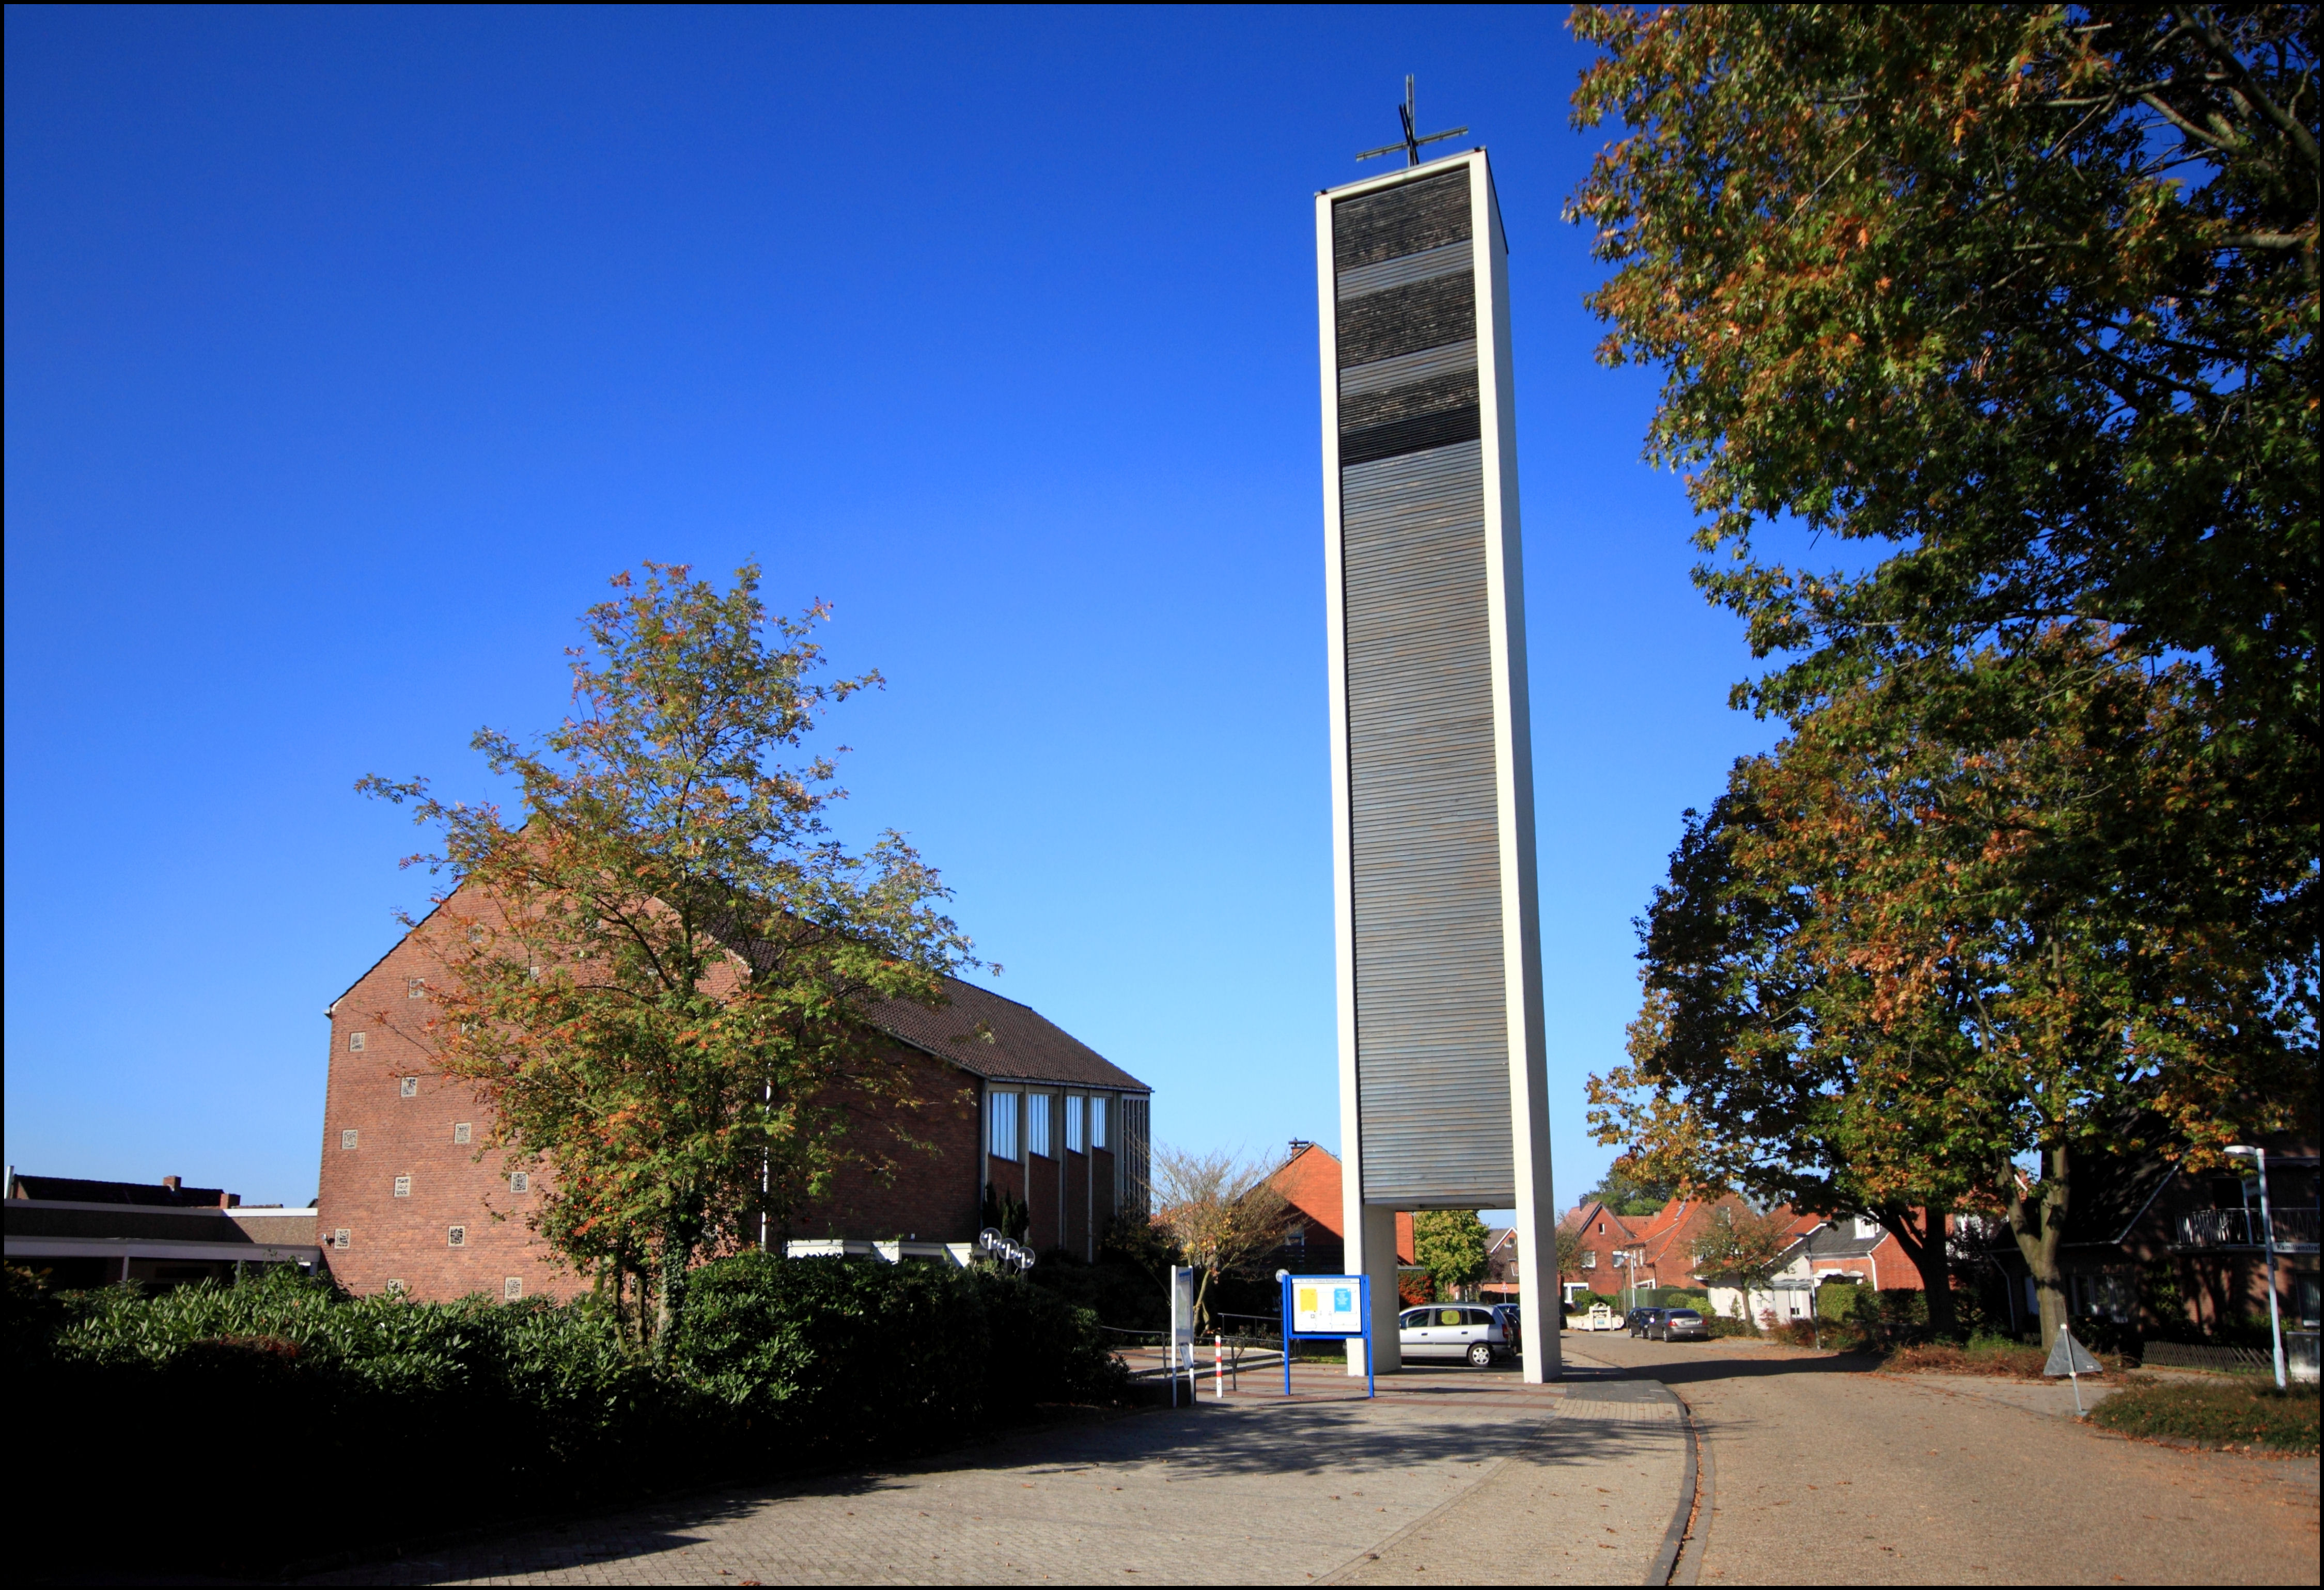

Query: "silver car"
left=1398, top=1304, right=1509, bottom=1367
left=1654, top=1307, right=1710, bottom=1342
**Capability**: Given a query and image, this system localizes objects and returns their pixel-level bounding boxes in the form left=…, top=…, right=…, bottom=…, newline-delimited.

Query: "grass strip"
left=2090, top=1377, right=2319, bottom=1454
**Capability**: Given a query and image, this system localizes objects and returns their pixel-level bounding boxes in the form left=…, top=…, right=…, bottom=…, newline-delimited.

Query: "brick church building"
left=316, top=890, right=1152, bottom=1302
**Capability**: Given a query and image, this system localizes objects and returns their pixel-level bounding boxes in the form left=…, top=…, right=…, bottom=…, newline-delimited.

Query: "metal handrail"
left=2176, top=1206, right=2320, bottom=1249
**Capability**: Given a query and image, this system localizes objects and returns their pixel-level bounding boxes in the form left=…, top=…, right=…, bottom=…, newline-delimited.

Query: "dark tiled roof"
left=8, top=1175, right=228, bottom=1207
left=1782, top=1220, right=1886, bottom=1263
left=864, top=976, right=1149, bottom=1093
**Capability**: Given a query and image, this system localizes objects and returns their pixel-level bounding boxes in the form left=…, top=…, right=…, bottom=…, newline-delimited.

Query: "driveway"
left=309, top=1361, right=1689, bottom=1586
left=1585, top=1332, right=2319, bottom=1585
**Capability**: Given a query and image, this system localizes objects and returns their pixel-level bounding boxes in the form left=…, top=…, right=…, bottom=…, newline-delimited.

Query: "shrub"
left=14, top=1256, right=1120, bottom=1579
left=1706, top=1315, right=1756, bottom=1338
left=2092, top=1378, right=2319, bottom=1454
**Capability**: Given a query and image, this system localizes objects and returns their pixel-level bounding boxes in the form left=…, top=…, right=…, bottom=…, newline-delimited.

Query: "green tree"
left=359, top=563, right=974, bottom=1350
left=1593, top=637, right=2314, bottom=1346
left=1583, top=1166, right=1674, bottom=1219
left=1567, top=4, right=2316, bottom=756
left=1566, top=3, right=2319, bottom=1350
left=1410, top=1210, right=1491, bottom=1303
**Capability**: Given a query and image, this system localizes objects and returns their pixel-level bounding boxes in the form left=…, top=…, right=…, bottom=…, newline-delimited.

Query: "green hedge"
left=11, top=1255, right=1120, bottom=1577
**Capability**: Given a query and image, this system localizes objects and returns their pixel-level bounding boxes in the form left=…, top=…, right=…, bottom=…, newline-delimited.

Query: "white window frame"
left=1027, top=1093, right=1052, bottom=1159
left=454, top=1122, right=472, bottom=1145
left=348, top=1031, right=367, bottom=1053
left=1854, top=1215, right=1880, bottom=1240
left=988, top=1089, right=1019, bottom=1161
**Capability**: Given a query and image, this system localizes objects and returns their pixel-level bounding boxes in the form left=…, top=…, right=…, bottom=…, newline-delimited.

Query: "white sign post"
left=1169, top=1265, right=1197, bottom=1407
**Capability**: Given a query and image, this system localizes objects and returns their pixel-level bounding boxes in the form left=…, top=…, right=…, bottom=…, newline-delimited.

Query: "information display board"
left=1291, top=1279, right=1365, bottom=1335
left=1280, top=1272, right=1374, bottom=1399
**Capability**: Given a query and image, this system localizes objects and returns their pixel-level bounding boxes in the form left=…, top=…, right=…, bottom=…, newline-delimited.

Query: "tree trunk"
left=1877, top=1204, right=1959, bottom=1339
left=2008, top=1144, right=2071, bottom=1350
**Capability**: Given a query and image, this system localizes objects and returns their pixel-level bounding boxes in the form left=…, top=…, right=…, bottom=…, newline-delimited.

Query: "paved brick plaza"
left=312, top=1360, right=1689, bottom=1586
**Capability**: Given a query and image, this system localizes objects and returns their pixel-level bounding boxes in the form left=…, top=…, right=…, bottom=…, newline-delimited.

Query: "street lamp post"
left=2226, top=1145, right=2288, bottom=1390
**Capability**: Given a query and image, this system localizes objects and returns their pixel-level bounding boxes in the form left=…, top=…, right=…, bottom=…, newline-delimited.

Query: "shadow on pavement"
left=310, top=1379, right=1681, bottom=1584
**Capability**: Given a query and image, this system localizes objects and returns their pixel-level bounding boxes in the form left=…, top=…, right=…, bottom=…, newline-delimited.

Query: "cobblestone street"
left=311, top=1357, right=1690, bottom=1586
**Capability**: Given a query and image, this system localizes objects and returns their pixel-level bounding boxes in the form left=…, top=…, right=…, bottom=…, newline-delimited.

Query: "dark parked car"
left=1653, top=1308, right=1709, bottom=1342
left=1627, top=1307, right=1666, bottom=1338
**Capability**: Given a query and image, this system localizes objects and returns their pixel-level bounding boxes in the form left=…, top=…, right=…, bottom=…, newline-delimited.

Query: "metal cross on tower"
left=1356, top=75, right=1468, bottom=167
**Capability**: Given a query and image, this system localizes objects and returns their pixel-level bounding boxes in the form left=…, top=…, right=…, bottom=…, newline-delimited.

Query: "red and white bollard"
left=1214, top=1333, right=1224, bottom=1400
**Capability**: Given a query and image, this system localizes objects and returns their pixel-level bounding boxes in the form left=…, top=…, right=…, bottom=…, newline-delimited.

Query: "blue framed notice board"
left=1280, top=1273, right=1374, bottom=1398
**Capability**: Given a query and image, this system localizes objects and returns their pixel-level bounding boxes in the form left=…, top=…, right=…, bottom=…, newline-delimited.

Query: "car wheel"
left=1467, top=1342, right=1494, bottom=1368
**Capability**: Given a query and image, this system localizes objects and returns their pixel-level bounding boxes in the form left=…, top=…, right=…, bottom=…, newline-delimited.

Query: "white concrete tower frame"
left=1315, top=147, right=1559, bottom=1383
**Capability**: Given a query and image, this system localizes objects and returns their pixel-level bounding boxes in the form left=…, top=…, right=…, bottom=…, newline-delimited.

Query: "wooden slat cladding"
left=1338, top=440, right=1516, bottom=1206
left=1339, top=338, right=1477, bottom=399
left=1338, top=367, right=1481, bottom=466
left=1332, top=169, right=1472, bottom=271
left=1335, top=239, right=1473, bottom=300
left=1335, top=271, right=1476, bottom=369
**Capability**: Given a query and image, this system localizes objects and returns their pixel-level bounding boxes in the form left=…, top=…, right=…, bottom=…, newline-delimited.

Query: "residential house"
left=1566, top=1194, right=1778, bottom=1303
left=1709, top=1212, right=1926, bottom=1325
left=1954, top=1132, right=2318, bottom=1374
left=5, top=1173, right=323, bottom=1289
left=1262, top=1142, right=1413, bottom=1276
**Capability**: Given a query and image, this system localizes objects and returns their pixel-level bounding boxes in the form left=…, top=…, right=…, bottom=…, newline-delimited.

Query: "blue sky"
left=5, top=5, right=1784, bottom=1211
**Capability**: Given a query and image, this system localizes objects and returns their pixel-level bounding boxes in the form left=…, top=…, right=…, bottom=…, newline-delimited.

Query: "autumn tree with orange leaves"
left=1596, top=635, right=2313, bottom=1345
left=361, top=564, right=974, bottom=1350
left=1571, top=7, right=2316, bottom=1347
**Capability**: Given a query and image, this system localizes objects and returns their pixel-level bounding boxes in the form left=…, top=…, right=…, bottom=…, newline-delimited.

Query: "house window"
left=509, top=1172, right=529, bottom=1194
left=988, top=1090, right=1019, bottom=1161
left=340, top=1129, right=359, bottom=1150
left=407, top=977, right=426, bottom=999
left=1285, top=1224, right=1306, bottom=1257
left=504, top=1277, right=523, bottom=1301
left=393, top=1175, right=411, bottom=1198
left=454, top=1122, right=472, bottom=1145
left=348, top=1031, right=367, bottom=1053
left=400, top=1077, right=419, bottom=1098
left=1028, top=1093, right=1053, bottom=1158
left=333, top=1229, right=350, bottom=1250
left=1582, top=1250, right=1597, bottom=1269
left=1065, top=1095, right=1085, bottom=1154
left=447, top=1226, right=467, bottom=1247
left=1854, top=1215, right=1880, bottom=1240
left=1089, top=1096, right=1108, bottom=1149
